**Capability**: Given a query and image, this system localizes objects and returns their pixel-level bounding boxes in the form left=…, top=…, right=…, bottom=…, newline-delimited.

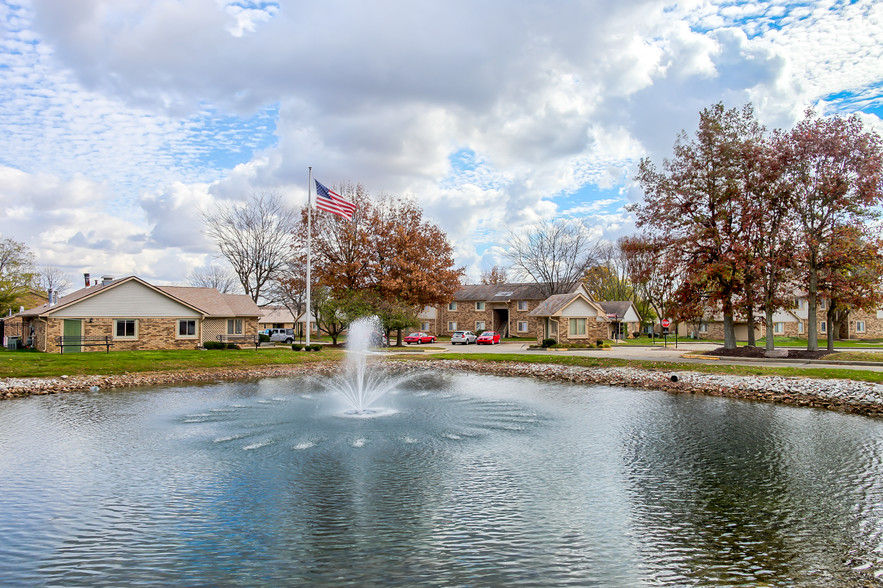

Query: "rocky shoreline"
left=2, top=358, right=882, bottom=418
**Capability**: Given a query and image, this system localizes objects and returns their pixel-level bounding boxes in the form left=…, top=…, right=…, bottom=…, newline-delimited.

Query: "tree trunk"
left=746, top=304, right=756, bottom=346
left=806, top=266, right=819, bottom=351
left=722, top=308, right=736, bottom=349
left=765, top=307, right=775, bottom=352
left=826, top=306, right=837, bottom=352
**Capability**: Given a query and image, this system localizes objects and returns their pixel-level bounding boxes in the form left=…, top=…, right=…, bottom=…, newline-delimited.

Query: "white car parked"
left=450, top=330, right=477, bottom=345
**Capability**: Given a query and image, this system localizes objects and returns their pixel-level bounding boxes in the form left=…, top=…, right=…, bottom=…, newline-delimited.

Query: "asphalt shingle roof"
left=17, top=276, right=259, bottom=318
left=598, top=301, right=633, bottom=318
left=452, top=282, right=580, bottom=302
left=528, top=293, right=582, bottom=317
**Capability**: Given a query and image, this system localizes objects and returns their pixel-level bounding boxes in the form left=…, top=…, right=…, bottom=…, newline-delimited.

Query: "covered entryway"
left=493, top=308, right=509, bottom=337
left=63, top=319, right=83, bottom=353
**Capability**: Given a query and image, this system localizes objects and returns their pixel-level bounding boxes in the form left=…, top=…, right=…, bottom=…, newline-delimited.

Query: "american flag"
left=314, top=180, right=357, bottom=220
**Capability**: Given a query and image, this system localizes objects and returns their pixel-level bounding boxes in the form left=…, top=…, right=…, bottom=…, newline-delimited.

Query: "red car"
left=476, top=331, right=500, bottom=345
left=404, top=332, right=436, bottom=345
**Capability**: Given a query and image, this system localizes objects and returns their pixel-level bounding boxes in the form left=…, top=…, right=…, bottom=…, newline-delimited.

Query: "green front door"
left=63, top=320, right=82, bottom=353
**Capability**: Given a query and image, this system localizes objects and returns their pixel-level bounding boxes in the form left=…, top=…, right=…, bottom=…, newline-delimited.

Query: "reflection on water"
left=1, top=372, right=882, bottom=586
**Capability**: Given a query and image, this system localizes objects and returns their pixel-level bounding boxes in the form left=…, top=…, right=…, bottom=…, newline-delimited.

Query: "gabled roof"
left=158, top=286, right=260, bottom=317
left=527, top=293, right=575, bottom=317
left=598, top=301, right=635, bottom=318
left=17, top=276, right=199, bottom=317
left=258, top=305, right=298, bottom=323
left=771, top=309, right=801, bottom=323
left=528, top=292, right=606, bottom=318
left=453, top=282, right=582, bottom=302
left=18, top=276, right=259, bottom=318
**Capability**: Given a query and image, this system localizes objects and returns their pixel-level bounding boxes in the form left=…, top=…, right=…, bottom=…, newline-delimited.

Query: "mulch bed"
left=708, top=346, right=833, bottom=360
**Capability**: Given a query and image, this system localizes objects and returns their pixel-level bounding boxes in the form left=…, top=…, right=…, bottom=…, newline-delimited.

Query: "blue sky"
left=1, top=0, right=881, bottom=287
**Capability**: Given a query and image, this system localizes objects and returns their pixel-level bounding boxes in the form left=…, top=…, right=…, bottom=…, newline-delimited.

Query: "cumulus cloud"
left=0, top=0, right=879, bottom=285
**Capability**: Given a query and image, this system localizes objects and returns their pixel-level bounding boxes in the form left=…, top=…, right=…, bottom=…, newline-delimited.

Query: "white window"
left=856, top=321, right=866, bottom=333
left=447, top=321, right=457, bottom=331
left=475, top=321, right=485, bottom=331
left=448, top=302, right=457, bottom=311
left=798, top=321, right=804, bottom=334
left=517, top=300, right=528, bottom=311
left=475, top=301, right=485, bottom=311
left=820, top=321, right=827, bottom=334
left=421, top=322, right=430, bottom=331
left=114, top=319, right=137, bottom=339
left=517, top=321, right=528, bottom=332
left=569, top=318, right=587, bottom=336
left=698, top=323, right=708, bottom=333
left=227, top=319, right=243, bottom=335
left=774, top=322, right=784, bottom=334
left=819, top=299, right=826, bottom=310
left=177, top=319, right=197, bottom=338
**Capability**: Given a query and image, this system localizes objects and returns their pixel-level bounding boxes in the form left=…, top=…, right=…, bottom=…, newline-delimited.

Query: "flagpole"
left=306, top=166, right=312, bottom=346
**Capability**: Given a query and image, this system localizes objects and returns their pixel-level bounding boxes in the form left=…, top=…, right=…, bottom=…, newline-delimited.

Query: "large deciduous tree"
left=783, top=111, right=883, bottom=351
left=296, top=185, right=463, bottom=342
left=738, top=127, right=798, bottom=350
left=632, top=103, right=763, bottom=348
left=817, top=226, right=883, bottom=351
left=504, top=218, right=601, bottom=297
left=371, top=194, right=463, bottom=309
left=0, top=237, right=36, bottom=314
left=201, top=191, right=299, bottom=304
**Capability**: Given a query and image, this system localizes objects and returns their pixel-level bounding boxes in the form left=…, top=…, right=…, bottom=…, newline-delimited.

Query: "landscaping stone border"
left=2, top=358, right=882, bottom=418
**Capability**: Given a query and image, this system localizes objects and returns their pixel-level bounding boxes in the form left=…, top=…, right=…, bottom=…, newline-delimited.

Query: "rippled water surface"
left=2, top=371, right=883, bottom=586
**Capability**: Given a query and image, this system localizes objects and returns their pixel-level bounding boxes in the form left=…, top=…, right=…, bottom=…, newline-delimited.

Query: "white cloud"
left=0, top=0, right=879, bottom=286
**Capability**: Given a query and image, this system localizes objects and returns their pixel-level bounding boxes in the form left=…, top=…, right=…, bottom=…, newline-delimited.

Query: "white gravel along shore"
left=2, top=358, right=883, bottom=417
left=416, top=360, right=883, bottom=417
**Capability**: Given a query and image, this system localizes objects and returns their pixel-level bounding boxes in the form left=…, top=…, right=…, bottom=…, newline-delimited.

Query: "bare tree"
left=583, top=242, right=633, bottom=301
left=201, top=192, right=298, bottom=303
left=187, top=265, right=240, bottom=294
left=266, top=257, right=307, bottom=318
left=35, top=266, right=73, bottom=297
left=503, top=218, right=600, bottom=297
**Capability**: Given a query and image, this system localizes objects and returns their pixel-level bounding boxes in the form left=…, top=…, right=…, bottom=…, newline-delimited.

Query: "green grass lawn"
left=827, top=351, right=883, bottom=362
left=0, top=347, right=345, bottom=378
left=410, top=352, right=883, bottom=384
left=2, top=344, right=881, bottom=384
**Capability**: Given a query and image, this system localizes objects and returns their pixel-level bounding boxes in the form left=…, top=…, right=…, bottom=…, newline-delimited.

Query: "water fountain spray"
left=329, top=316, right=403, bottom=414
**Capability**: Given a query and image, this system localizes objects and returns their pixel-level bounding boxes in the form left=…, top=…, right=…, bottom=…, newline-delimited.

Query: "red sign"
left=661, top=319, right=671, bottom=328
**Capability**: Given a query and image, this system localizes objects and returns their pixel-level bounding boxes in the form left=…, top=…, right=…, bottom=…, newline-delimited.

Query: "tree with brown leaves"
left=294, top=185, right=463, bottom=341
left=817, top=225, right=883, bottom=351
left=480, top=266, right=509, bottom=285
left=632, top=103, right=763, bottom=349
left=784, top=111, right=883, bottom=351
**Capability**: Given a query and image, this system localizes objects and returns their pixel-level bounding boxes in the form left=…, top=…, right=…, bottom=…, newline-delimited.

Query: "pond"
left=1, top=371, right=882, bottom=586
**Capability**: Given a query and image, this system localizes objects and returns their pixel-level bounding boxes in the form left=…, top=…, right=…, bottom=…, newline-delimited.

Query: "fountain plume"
left=328, top=316, right=402, bottom=414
